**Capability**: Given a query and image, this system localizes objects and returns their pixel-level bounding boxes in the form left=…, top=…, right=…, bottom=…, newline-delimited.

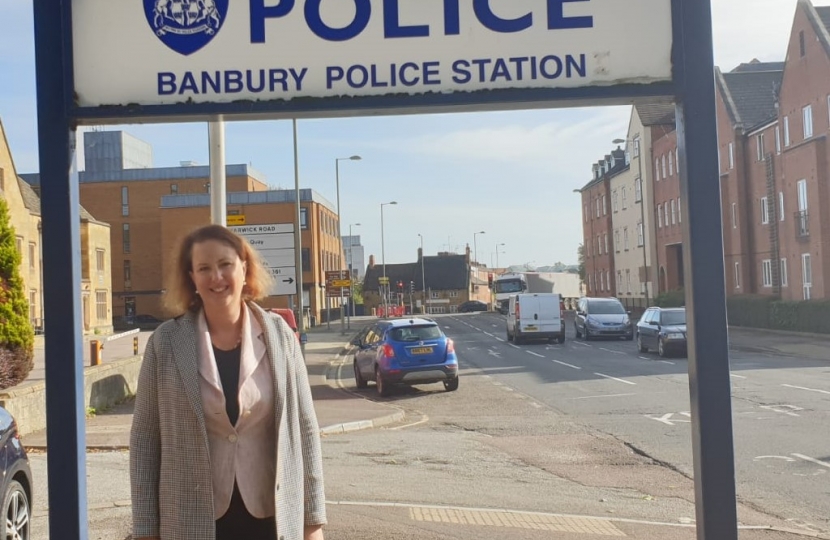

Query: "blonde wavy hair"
left=164, top=224, right=273, bottom=315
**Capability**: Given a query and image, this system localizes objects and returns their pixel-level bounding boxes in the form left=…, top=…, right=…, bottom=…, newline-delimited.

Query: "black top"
left=213, top=344, right=241, bottom=426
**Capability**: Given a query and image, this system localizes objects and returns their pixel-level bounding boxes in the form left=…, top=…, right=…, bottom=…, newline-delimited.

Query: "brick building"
left=650, top=124, right=684, bottom=293
left=578, top=149, right=627, bottom=297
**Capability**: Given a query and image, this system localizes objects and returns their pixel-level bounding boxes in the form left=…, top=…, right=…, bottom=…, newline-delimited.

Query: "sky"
left=0, top=0, right=815, bottom=269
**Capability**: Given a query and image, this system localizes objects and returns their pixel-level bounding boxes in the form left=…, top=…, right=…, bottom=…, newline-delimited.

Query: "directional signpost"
left=230, top=223, right=296, bottom=296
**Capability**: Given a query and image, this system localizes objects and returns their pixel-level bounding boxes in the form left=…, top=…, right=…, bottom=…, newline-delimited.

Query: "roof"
left=579, top=148, right=629, bottom=191
left=634, top=103, right=676, bottom=126
left=15, top=176, right=100, bottom=222
left=716, top=63, right=783, bottom=132
left=363, top=254, right=469, bottom=292
left=808, top=2, right=830, bottom=58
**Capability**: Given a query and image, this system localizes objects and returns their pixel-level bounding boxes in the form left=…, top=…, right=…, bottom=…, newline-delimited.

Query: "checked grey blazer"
left=130, top=302, right=326, bottom=540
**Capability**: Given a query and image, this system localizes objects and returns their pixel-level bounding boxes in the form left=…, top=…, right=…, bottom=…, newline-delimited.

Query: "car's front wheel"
left=444, top=377, right=459, bottom=392
left=637, top=335, right=648, bottom=353
left=354, top=360, right=367, bottom=389
left=658, top=339, right=668, bottom=358
left=2, top=480, right=30, bottom=540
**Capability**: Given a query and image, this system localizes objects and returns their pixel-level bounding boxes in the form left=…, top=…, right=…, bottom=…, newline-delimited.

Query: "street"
left=24, top=313, right=829, bottom=539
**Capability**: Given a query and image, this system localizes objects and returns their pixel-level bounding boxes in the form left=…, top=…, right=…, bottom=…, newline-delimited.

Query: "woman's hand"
left=304, top=524, right=324, bottom=540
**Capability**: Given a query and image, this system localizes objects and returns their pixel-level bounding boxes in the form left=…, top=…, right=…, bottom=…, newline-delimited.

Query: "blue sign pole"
left=673, top=0, right=738, bottom=538
left=33, top=1, right=89, bottom=539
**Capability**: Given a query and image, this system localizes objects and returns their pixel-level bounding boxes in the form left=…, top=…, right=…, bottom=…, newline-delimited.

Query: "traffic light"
left=488, top=273, right=494, bottom=289
left=410, top=281, right=415, bottom=294
left=397, top=281, right=404, bottom=291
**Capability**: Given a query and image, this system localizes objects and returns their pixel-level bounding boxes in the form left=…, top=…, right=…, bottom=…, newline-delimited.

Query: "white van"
left=506, top=293, right=566, bottom=344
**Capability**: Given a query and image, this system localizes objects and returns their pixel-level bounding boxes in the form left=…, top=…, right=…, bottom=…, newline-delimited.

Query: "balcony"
left=794, top=210, right=809, bottom=239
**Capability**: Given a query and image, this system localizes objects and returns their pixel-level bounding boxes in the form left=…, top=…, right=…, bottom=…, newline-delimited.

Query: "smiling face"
left=189, top=239, right=247, bottom=315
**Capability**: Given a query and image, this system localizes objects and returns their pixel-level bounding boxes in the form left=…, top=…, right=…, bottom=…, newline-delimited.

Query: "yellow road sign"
left=331, top=279, right=351, bottom=288
left=227, top=215, right=246, bottom=225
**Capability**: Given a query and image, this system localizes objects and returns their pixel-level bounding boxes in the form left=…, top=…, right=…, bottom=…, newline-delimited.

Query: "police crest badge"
left=143, top=0, right=229, bottom=56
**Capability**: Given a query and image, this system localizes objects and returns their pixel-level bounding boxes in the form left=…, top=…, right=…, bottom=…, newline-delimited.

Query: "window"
left=775, top=126, right=781, bottom=154
left=449, top=291, right=459, bottom=298
left=121, top=186, right=129, bottom=217
left=614, top=230, right=620, bottom=252
left=124, top=260, right=132, bottom=287
left=762, top=260, right=773, bottom=287
left=595, top=198, right=600, bottom=218
left=122, top=224, right=131, bottom=253
left=96, top=249, right=105, bottom=284
left=802, top=253, right=812, bottom=300
left=617, top=271, right=622, bottom=292
left=633, top=137, right=640, bottom=157
left=760, top=197, right=769, bottom=224
left=28, top=243, right=35, bottom=270
left=676, top=148, right=680, bottom=177
left=15, top=236, right=22, bottom=255
left=300, top=207, right=308, bottom=229
left=797, top=179, right=808, bottom=212
left=604, top=234, right=608, bottom=254
left=170, top=184, right=178, bottom=195
left=731, top=203, right=737, bottom=228
left=779, top=192, right=785, bottom=222
left=635, top=177, right=642, bottom=202
left=655, top=158, right=660, bottom=181
left=606, top=271, right=611, bottom=292
left=613, top=191, right=619, bottom=212
left=30, top=290, right=37, bottom=322
left=584, top=204, right=588, bottom=222
left=803, top=105, right=813, bottom=138
left=756, top=133, right=765, bottom=161
left=96, top=291, right=107, bottom=321
left=677, top=198, right=682, bottom=223
left=301, top=248, right=310, bottom=271
left=799, top=30, right=806, bottom=57
left=668, top=151, right=674, bottom=176
left=602, top=195, right=607, bottom=215
left=626, top=270, right=631, bottom=294
left=784, top=116, right=790, bottom=146
left=621, top=187, right=627, bottom=209
left=658, top=204, right=664, bottom=228
left=728, top=143, right=734, bottom=169
left=638, top=222, right=644, bottom=246
left=734, top=262, right=741, bottom=289
left=623, top=228, right=629, bottom=250
left=670, top=199, right=676, bottom=225
left=661, top=155, right=667, bottom=178
left=780, top=258, right=788, bottom=287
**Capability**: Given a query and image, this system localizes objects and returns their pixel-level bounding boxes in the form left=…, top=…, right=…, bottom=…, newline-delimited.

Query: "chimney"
left=465, top=244, right=471, bottom=264
left=369, top=255, right=375, bottom=269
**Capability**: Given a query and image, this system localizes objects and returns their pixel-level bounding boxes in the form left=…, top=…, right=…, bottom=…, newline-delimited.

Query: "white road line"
left=483, top=332, right=494, bottom=337
left=782, top=384, right=830, bottom=395
left=792, top=454, right=830, bottom=469
left=599, top=348, right=626, bottom=355
left=658, top=360, right=675, bottom=365
left=638, top=356, right=651, bottom=361
left=552, top=360, right=581, bottom=370
left=495, top=337, right=505, bottom=342
left=572, top=341, right=591, bottom=347
left=594, top=372, right=637, bottom=385
left=509, top=344, right=521, bottom=349
left=569, top=393, right=637, bottom=400
left=526, top=351, right=545, bottom=358
left=730, top=373, right=747, bottom=379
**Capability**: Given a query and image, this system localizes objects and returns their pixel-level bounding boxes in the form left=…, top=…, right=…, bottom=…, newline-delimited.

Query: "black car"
left=636, top=307, right=687, bottom=357
left=0, top=406, right=32, bottom=540
left=458, top=300, right=489, bottom=313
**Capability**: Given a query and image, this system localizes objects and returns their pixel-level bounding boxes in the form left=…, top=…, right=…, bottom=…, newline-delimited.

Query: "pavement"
left=17, top=316, right=829, bottom=449
left=21, top=316, right=398, bottom=449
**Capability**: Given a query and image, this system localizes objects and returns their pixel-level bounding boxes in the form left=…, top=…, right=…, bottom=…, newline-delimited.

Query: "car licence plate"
left=523, top=326, right=538, bottom=332
left=411, top=347, right=433, bottom=355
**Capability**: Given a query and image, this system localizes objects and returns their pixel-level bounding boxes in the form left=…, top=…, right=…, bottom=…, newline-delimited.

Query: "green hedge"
left=654, top=288, right=685, bottom=308
left=727, top=295, right=830, bottom=335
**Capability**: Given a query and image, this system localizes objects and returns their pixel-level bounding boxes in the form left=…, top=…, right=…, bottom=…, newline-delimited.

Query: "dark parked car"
left=351, top=318, right=459, bottom=397
left=0, top=406, right=32, bottom=540
left=458, top=300, right=488, bottom=313
left=574, top=297, right=633, bottom=340
left=636, top=307, right=687, bottom=357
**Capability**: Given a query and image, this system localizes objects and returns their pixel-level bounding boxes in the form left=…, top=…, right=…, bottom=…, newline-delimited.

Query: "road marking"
left=389, top=414, right=430, bottom=430
left=573, top=341, right=591, bottom=348
left=526, top=351, right=545, bottom=358
left=509, top=344, right=520, bottom=349
left=729, top=373, right=747, bottom=379
left=495, top=337, right=505, bottom=342
left=599, top=348, right=626, bottom=355
left=782, top=384, right=830, bottom=395
left=594, top=372, right=636, bottom=385
left=648, top=412, right=692, bottom=426
left=487, top=349, right=502, bottom=358
left=570, top=393, right=637, bottom=400
left=638, top=356, right=650, bottom=361
left=760, top=404, right=803, bottom=417
left=754, top=455, right=796, bottom=462
left=658, top=360, right=675, bottom=365
left=792, top=454, right=830, bottom=469
left=483, top=332, right=494, bottom=337
left=553, top=360, right=581, bottom=370
left=409, top=507, right=626, bottom=535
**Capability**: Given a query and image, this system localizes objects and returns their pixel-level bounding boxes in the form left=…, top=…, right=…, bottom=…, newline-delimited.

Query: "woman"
left=130, top=224, right=326, bottom=540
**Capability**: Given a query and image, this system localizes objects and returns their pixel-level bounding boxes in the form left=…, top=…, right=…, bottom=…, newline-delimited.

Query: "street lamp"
left=418, top=233, right=426, bottom=314
left=495, top=242, right=505, bottom=268
left=347, top=222, right=361, bottom=328
left=473, top=230, right=485, bottom=267
left=613, top=137, right=650, bottom=307
left=380, top=201, right=398, bottom=316
left=335, top=155, right=361, bottom=333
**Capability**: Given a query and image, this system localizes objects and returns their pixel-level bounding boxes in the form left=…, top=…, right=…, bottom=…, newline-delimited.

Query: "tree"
left=0, top=198, right=34, bottom=389
left=577, top=244, right=586, bottom=283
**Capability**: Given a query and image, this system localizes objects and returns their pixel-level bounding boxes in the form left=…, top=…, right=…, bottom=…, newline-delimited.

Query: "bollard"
left=90, top=340, right=103, bottom=366
left=133, top=336, right=139, bottom=355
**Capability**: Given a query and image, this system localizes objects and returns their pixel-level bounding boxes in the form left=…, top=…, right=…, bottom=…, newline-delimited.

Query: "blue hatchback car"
left=351, top=318, right=459, bottom=397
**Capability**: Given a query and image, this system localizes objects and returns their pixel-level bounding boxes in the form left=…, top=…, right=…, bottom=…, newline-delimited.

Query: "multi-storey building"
left=2, top=119, right=113, bottom=333
left=342, top=234, right=365, bottom=281
left=650, top=124, right=684, bottom=293
left=578, top=149, right=627, bottom=297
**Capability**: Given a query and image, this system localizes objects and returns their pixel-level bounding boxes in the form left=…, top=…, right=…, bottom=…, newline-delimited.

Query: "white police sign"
left=72, top=0, right=672, bottom=108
